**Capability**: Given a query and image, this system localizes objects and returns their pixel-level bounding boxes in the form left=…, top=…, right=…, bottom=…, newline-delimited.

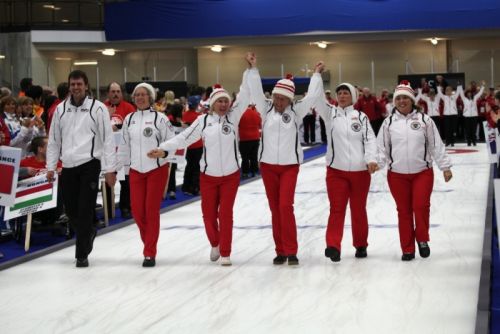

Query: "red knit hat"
left=272, top=74, right=295, bottom=101
left=393, top=80, right=416, bottom=103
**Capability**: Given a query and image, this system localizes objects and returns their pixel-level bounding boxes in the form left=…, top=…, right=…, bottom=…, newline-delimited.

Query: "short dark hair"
left=25, top=85, right=43, bottom=100
left=57, top=82, right=69, bottom=100
left=20, top=77, right=32, bottom=91
left=29, top=136, right=47, bottom=155
left=68, top=70, right=89, bottom=86
left=495, top=91, right=500, bottom=101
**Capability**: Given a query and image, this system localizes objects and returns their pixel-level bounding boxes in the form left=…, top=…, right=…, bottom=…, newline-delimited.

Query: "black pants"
left=319, top=117, right=327, bottom=143
left=182, top=147, right=203, bottom=194
left=303, top=114, right=316, bottom=143
left=430, top=116, right=443, bottom=140
left=61, top=159, right=100, bottom=259
left=444, top=115, right=458, bottom=146
left=239, top=140, right=260, bottom=175
left=370, top=118, right=383, bottom=136
left=167, top=163, right=177, bottom=192
left=464, top=116, right=478, bottom=145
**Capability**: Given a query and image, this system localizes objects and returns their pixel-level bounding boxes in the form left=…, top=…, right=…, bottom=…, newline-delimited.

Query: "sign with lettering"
left=0, top=146, right=21, bottom=206
left=4, top=174, right=58, bottom=220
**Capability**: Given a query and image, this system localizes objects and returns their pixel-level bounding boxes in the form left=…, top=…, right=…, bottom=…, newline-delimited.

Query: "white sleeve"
left=117, top=115, right=132, bottom=174
left=362, top=113, right=377, bottom=164
left=456, top=85, right=466, bottom=102
left=46, top=107, right=62, bottom=171
left=473, top=86, right=485, bottom=102
left=427, top=116, right=452, bottom=171
left=159, top=115, right=203, bottom=151
left=376, top=118, right=390, bottom=169
left=229, top=68, right=251, bottom=124
left=294, top=73, right=331, bottom=120
left=9, top=125, right=32, bottom=148
left=96, top=103, right=119, bottom=173
left=247, top=67, right=272, bottom=118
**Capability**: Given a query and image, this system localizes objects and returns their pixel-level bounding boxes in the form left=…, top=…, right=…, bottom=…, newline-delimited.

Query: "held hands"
left=367, top=162, right=379, bottom=174
left=315, top=61, right=325, bottom=74
left=443, top=170, right=453, bottom=182
left=105, top=172, right=116, bottom=188
left=147, top=148, right=167, bottom=159
left=246, top=52, right=256, bottom=68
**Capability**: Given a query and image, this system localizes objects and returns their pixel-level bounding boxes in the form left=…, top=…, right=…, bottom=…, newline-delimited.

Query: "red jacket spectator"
left=182, top=109, right=203, bottom=149
left=0, top=116, right=10, bottom=145
left=239, top=105, right=262, bottom=141
left=46, top=98, right=61, bottom=133
left=354, top=95, right=384, bottom=121
left=104, top=100, right=135, bottom=129
left=21, top=155, right=62, bottom=172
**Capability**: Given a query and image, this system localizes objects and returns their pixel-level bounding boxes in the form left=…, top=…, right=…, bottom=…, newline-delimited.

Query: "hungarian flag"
left=11, top=182, right=53, bottom=211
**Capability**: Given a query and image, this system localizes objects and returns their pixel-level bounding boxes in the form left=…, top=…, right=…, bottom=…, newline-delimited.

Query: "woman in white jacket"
left=457, top=82, right=484, bottom=146
left=118, top=83, right=175, bottom=267
left=148, top=54, right=253, bottom=266
left=377, top=81, right=453, bottom=261
left=246, top=54, right=321, bottom=266
left=307, top=63, right=379, bottom=262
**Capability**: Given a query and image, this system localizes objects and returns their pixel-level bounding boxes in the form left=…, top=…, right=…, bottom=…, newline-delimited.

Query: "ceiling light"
left=61, top=19, right=69, bottom=23
left=55, top=57, right=71, bottom=61
left=430, top=38, right=438, bottom=45
left=317, top=42, right=328, bottom=49
left=102, top=49, right=115, bottom=56
left=74, top=61, right=98, bottom=66
left=0, top=55, right=5, bottom=59
left=210, top=45, right=222, bottom=53
left=43, top=5, right=55, bottom=9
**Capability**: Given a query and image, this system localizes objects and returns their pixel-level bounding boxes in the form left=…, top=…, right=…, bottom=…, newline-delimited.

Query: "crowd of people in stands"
left=1, top=54, right=500, bottom=265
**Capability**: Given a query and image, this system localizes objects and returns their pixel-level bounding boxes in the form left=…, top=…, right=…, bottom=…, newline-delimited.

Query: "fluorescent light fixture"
left=55, top=57, right=71, bottom=61
left=43, top=5, right=60, bottom=10
left=0, top=55, right=5, bottom=59
left=102, top=49, right=115, bottom=56
left=74, top=61, right=98, bottom=66
left=61, top=19, right=69, bottom=23
left=210, top=45, right=222, bottom=53
left=430, top=38, right=438, bottom=45
left=317, top=42, right=328, bottom=49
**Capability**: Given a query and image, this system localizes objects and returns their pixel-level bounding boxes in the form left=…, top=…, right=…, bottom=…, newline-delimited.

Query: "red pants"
left=325, top=168, right=371, bottom=251
left=260, top=162, right=299, bottom=256
left=129, top=164, right=169, bottom=257
left=387, top=169, right=434, bottom=253
left=200, top=171, right=240, bottom=257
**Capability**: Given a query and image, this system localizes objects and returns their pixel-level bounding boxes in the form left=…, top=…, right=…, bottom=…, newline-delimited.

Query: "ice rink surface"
left=0, top=144, right=490, bottom=334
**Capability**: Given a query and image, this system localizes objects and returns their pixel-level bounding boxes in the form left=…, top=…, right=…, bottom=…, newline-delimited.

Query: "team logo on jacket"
left=410, top=122, right=421, bottom=130
left=143, top=127, right=153, bottom=137
left=282, top=113, right=291, bottom=123
left=221, top=124, right=232, bottom=135
left=351, top=122, right=361, bottom=132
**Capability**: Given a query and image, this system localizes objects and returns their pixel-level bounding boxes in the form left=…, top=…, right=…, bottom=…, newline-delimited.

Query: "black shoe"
left=142, top=257, right=156, bottom=267
left=121, top=208, right=131, bottom=219
left=355, top=247, right=367, bottom=258
left=401, top=253, right=415, bottom=261
left=417, top=242, right=430, bottom=258
left=76, top=258, right=89, bottom=267
left=273, top=255, right=287, bottom=265
left=325, top=247, right=341, bottom=262
left=88, top=228, right=97, bottom=255
left=287, top=255, right=299, bottom=265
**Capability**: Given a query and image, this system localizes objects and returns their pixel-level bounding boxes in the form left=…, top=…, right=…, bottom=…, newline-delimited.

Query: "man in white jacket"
left=47, top=70, right=118, bottom=268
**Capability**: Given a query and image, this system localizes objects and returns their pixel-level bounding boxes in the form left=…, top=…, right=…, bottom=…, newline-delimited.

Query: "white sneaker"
left=210, top=246, right=220, bottom=262
left=220, top=256, right=232, bottom=266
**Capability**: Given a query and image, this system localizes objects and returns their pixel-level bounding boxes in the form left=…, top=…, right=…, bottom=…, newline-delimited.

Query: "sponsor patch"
left=221, top=124, right=232, bottom=135
left=410, top=122, right=421, bottom=130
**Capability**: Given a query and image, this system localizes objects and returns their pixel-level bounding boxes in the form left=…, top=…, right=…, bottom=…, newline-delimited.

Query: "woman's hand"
left=367, top=162, right=379, bottom=174
left=147, top=148, right=166, bottom=159
left=443, top=170, right=453, bottom=182
left=246, top=52, right=256, bottom=68
left=315, top=61, right=325, bottom=74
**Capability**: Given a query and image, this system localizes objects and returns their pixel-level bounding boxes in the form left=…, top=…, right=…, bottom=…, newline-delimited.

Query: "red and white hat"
left=272, top=74, right=295, bottom=101
left=209, top=84, right=231, bottom=110
left=393, top=80, right=416, bottom=103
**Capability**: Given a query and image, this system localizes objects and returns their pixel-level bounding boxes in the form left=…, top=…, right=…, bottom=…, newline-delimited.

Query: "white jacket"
left=436, top=87, right=458, bottom=116
left=415, top=89, right=442, bottom=117
left=158, top=69, right=251, bottom=177
left=119, top=108, right=174, bottom=174
left=47, top=96, right=118, bottom=172
left=457, top=85, right=484, bottom=117
left=247, top=68, right=318, bottom=165
left=306, top=74, right=377, bottom=171
left=377, top=109, right=451, bottom=174
left=3, top=112, right=35, bottom=157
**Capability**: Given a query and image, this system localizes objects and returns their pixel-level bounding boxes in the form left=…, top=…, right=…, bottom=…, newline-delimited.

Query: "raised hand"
left=246, top=52, right=256, bottom=68
left=315, top=61, right=325, bottom=74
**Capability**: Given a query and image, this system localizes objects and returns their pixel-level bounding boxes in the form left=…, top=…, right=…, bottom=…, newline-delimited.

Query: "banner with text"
left=0, top=146, right=21, bottom=206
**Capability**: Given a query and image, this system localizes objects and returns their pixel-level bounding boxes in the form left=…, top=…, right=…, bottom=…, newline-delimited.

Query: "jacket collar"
left=336, top=105, right=354, bottom=115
